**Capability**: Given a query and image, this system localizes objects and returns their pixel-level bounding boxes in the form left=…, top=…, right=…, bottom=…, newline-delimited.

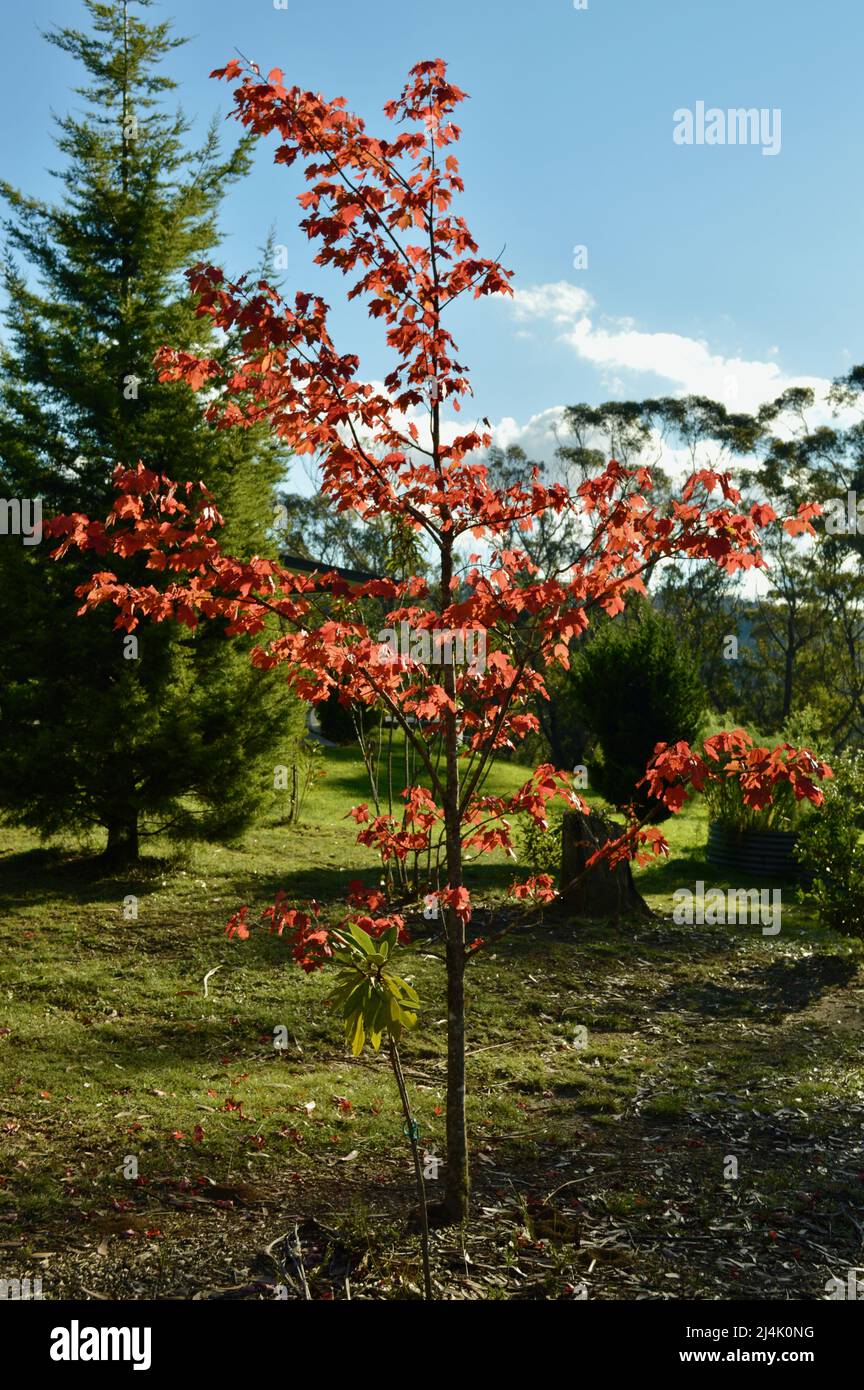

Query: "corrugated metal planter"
left=706, top=821, right=802, bottom=880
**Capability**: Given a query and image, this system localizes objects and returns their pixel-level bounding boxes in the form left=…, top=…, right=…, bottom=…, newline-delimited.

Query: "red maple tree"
left=45, top=58, right=830, bottom=1221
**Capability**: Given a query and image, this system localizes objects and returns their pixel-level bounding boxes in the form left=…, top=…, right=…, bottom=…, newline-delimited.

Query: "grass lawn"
left=1, top=743, right=862, bottom=1300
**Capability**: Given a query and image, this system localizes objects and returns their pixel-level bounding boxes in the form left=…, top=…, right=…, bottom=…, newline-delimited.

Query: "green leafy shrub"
left=795, top=750, right=864, bottom=936
left=569, top=601, right=707, bottom=818
left=519, top=812, right=564, bottom=878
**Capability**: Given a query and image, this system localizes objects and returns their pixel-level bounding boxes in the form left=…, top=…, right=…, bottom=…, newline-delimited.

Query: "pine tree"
left=0, top=0, right=300, bottom=863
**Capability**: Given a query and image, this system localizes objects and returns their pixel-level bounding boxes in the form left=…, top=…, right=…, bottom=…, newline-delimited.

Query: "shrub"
left=519, top=812, right=564, bottom=879
left=795, top=750, right=864, bottom=936
left=569, top=601, right=707, bottom=818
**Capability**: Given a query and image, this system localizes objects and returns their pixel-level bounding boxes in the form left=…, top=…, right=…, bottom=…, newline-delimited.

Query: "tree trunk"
left=441, top=641, right=469, bottom=1223
left=782, top=608, right=796, bottom=721
left=438, top=504, right=470, bottom=1223
left=443, top=917, right=468, bottom=1221
left=559, top=810, right=651, bottom=921
left=103, top=809, right=139, bottom=866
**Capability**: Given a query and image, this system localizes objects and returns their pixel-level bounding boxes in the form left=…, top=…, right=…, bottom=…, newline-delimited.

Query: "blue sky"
left=2, top=0, right=862, bottom=458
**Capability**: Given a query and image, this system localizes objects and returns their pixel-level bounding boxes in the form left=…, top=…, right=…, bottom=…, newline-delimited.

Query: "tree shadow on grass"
left=652, top=951, right=858, bottom=1021
left=0, top=845, right=170, bottom=909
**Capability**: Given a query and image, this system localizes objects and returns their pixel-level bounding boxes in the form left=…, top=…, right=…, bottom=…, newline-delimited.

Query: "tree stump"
left=559, top=810, right=651, bottom=921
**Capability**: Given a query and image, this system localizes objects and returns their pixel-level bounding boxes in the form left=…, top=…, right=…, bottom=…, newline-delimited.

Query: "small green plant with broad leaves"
left=226, top=898, right=432, bottom=1296
left=795, top=750, right=864, bottom=937
left=328, top=921, right=420, bottom=1055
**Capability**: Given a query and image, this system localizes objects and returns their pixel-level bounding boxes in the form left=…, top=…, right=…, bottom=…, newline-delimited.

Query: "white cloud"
left=293, top=294, right=855, bottom=508
left=511, top=281, right=593, bottom=325
left=510, top=280, right=830, bottom=417
left=489, top=406, right=566, bottom=463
